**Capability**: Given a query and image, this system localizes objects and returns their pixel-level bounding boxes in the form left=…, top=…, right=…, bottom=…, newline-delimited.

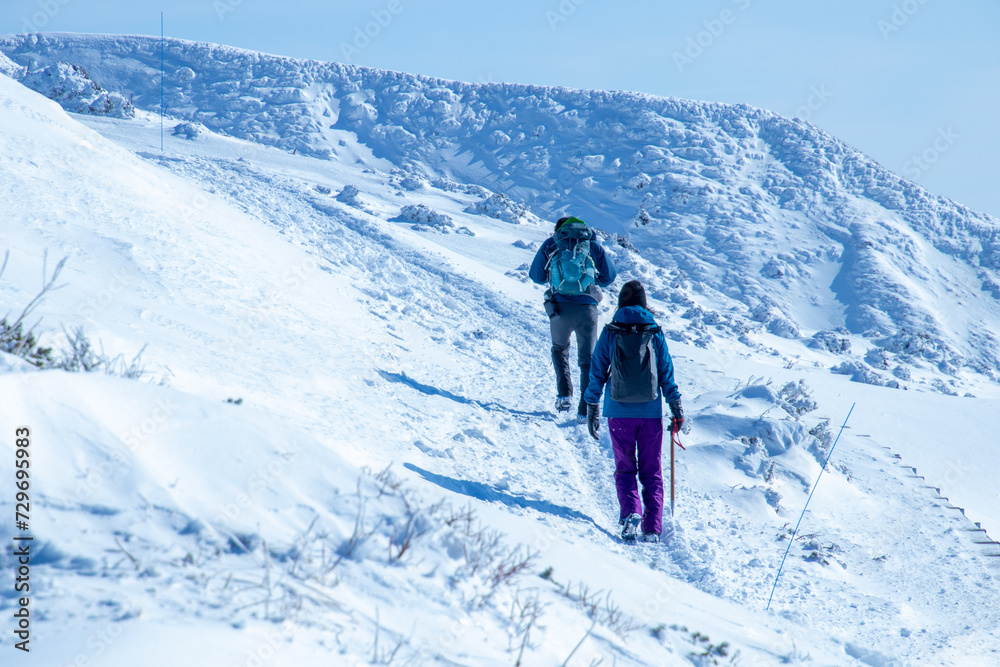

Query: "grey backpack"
left=607, top=322, right=660, bottom=403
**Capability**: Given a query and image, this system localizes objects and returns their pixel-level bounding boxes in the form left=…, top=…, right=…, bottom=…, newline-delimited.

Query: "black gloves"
left=669, top=399, right=685, bottom=435
left=587, top=403, right=600, bottom=440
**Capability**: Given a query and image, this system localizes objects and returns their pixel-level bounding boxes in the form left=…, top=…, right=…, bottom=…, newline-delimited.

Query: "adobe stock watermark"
left=233, top=622, right=296, bottom=667
left=673, top=0, right=752, bottom=73
left=214, top=0, right=244, bottom=21
left=222, top=257, right=319, bottom=350
left=20, top=0, right=72, bottom=34
left=56, top=600, right=143, bottom=667
left=75, top=191, right=207, bottom=321
left=792, top=85, right=834, bottom=123
left=749, top=629, right=809, bottom=666
left=901, top=127, right=958, bottom=182
left=936, top=456, right=971, bottom=489
left=210, top=443, right=304, bottom=537
left=77, top=267, right=131, bottom=320
left=339, top=1, right=404, bottom=61
left=545, top=0, right=588, bottom=31
left=73, top=397, right=179, bottom=501
left=878, top=0, right=932, bottom=40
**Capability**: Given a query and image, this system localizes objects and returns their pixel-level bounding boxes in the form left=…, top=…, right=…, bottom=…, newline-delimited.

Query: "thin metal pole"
left=766, top=402, right=855, bottom=611
left=160, top=12, right=164, bottom=152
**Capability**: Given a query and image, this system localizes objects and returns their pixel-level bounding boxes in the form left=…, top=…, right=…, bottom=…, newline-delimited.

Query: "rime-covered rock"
left=19, top=61, right=135, bottom=119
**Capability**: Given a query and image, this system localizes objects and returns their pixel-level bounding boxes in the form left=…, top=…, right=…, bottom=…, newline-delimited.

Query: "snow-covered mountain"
left=2, top=33, right=999, bottom=665
left=5, top=33, right=1000, bottom=397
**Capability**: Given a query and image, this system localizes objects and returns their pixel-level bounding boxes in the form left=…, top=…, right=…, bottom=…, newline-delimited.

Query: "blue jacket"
left=583, top=306, right=681, bottom=418
left=528, top=235, right=617, bottom=305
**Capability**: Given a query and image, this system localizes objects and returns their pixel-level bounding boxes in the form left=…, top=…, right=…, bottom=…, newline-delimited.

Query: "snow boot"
left=641, top=532, right=660, bottom=543
left=555, top=396, right=573, bottom=413
left=620, top=513, right=641, bottom=543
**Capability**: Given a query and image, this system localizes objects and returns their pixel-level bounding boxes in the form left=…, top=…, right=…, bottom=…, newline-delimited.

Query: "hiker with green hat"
left=529, top=216, right=617, bottom=416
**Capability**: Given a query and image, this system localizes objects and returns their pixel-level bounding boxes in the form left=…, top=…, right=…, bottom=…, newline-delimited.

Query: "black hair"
left=617, top=280, right=648, bottom=309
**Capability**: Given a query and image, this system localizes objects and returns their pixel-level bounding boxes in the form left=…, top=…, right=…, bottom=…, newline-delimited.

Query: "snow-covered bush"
left=776, top=380, right=818, bottom=417
left=172, top=122, right=203, bottom=140
left=735, top=436, right=773, bottom=481
left=810, top=329, right=851, bottom=354
left=831, top=360, right=896, bottom=387
left=1, top=253, right=148, bottom=377
left=268, top=466, right=536, bottom=616
left=20, top=62, right=135, bottom=119
left=397, top=203, right=453, bottom=227
left=634, top=207, right=652, bottom=227
left=864, top=347, right=891, bottom=369
left=396, top=204, right=473, bottom=235
left=0, top=317, right=54, bottom=368
left=336, top=184, right=362, bottom=206
left=749, top=303, right=801, bottom=339
left=0, top=252, right=63, bottom=368
left=58, top=327, right=149, bottom=379
left=761, top=257, right=789, bottom=279
left=394, top=172, right=427, bottom=191
left=430, top=178, right=489, bottom=197
left=808, top=419, right=833, bottom=463
left=882, top=329, right=942, bottom=362
left=465, top=193, right=539, bottom=225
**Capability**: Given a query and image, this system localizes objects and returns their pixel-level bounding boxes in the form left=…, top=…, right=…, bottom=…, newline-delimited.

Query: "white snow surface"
left=1, top=35, right=999, bottom=666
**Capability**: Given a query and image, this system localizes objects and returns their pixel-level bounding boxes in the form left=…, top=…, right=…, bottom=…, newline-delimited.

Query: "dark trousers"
left=608, top=417, right=665, bottom=535
left=549, top=301, right=598, bottom=413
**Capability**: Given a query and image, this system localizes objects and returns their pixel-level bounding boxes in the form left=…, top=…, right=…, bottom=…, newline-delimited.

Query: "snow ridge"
left=4, top=32, right=1000, bottom=394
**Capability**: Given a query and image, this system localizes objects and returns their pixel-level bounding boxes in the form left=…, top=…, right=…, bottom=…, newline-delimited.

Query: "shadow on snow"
left=404, top=462, right=617, bottom=542
left=377, top=369, right=552, bottom=420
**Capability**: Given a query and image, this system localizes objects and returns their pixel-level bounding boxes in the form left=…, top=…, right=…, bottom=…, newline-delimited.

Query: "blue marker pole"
left=160, top=12, right=164, bottom=152
left=766, top=402, right=855, bottom=611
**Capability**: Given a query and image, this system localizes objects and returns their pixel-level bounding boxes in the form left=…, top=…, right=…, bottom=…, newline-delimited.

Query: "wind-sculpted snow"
left=0, top=49, right=22, bottom=78
left=4, top=32, right=1000, bottom=392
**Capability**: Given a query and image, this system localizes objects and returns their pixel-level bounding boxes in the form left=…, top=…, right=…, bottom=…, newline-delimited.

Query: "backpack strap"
left=607, top=322, right=661, bottom=335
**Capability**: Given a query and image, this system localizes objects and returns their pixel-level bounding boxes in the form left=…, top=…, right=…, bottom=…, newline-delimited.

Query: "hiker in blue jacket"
left=584, top=280, right=684, bottom=543
left=529, top=216, right=617, bottom=416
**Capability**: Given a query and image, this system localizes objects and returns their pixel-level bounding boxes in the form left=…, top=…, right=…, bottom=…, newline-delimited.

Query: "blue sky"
left=5, top=0, right=999, bottom=218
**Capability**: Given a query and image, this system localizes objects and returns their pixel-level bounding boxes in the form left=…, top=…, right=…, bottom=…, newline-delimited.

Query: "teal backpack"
left=547, top=217, right=597, bottom=296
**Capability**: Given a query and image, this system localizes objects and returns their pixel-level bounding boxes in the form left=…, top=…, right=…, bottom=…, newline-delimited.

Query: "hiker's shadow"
left=377, top=370, right=552, bottom=420
left=404, top=463, right=616, bottom=542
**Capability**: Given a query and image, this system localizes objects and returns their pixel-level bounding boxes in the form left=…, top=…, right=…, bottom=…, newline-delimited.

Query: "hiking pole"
left=766, top=403, right=855, bottom=611
left=670, top=430, right=686, bottom=518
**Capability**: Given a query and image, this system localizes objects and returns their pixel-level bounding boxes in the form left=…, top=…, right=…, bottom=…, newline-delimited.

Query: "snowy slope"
left=5, top=33, right=1000, bottom=397
left=2, top=37, right=1000, bottom=666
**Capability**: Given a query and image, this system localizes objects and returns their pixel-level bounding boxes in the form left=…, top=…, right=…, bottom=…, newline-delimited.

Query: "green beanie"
left=555, top=216, right=585, bottom=231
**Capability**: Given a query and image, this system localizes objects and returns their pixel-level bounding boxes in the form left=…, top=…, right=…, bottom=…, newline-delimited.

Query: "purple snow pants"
left=608, top=417, right=664, bottom=535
